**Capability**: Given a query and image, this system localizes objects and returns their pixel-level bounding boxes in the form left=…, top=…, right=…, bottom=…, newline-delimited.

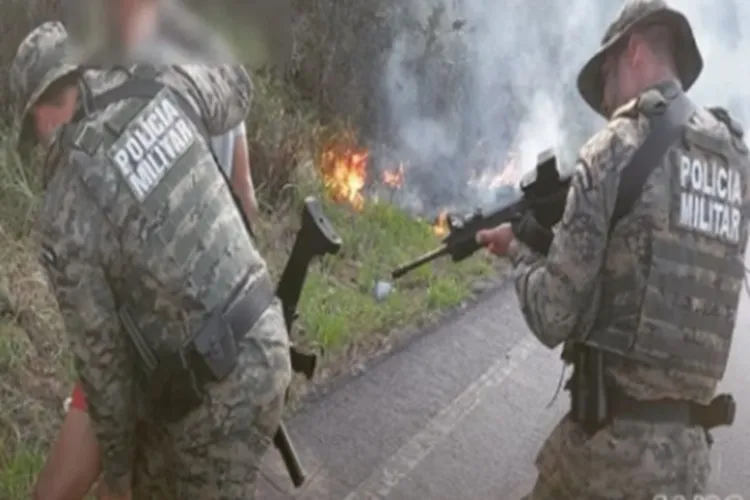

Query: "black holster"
left=565, top=343, right=608, bottom=435
left=149, top=347, right=205, bottom=422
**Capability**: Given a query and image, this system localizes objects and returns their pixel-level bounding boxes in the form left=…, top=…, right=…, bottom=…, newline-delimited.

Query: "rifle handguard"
left=511, top=212, right=553, bottom=255
left=391, top=148, right=570, bottom=277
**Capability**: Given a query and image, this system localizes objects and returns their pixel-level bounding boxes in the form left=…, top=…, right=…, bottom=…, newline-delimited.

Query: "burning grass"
left=0, top=75, right=500, bottom=498
left=248, top=127, right=500, bottom=378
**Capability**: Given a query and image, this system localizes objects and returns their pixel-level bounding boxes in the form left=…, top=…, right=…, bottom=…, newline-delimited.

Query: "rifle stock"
left=273, top=196, right=342, bottom=487
left=277, top=197, right=342, bottom=333
left=392, top=150, right=569, bottom=279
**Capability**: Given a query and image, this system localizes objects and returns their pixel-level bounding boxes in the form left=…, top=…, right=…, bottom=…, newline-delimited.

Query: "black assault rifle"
left=273, top=196, right=342, bottom=486
left=392, top=149, right=570, bottom=279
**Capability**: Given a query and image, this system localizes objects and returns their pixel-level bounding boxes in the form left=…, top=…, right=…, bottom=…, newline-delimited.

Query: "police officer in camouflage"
left=477, top=0, right=749, bottom=497
left=11, top=15, right=291, bottom=500
left=10, top=22, right=82, bottom=154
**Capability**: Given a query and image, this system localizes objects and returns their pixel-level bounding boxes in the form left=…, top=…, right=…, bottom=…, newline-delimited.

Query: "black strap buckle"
left=693, top=393, right=736, bottom=429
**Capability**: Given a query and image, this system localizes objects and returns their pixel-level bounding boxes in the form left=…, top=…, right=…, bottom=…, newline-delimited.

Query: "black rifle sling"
left=77, top=77, right=255, bottom=237
left=610, top=92, right=697, bottom=229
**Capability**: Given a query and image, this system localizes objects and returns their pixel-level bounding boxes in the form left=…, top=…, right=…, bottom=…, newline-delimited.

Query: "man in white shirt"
left=211, top=122, right=260, bottom=224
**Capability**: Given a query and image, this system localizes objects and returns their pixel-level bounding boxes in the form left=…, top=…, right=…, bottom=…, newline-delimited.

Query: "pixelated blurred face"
left=600, top=34, right=649, bottom=118
left=32, top=85, right=79, bottom=146
left=600, top=46, right=627, bottom=118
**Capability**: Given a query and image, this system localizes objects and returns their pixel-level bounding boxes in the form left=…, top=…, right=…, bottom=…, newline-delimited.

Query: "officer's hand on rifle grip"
left=475, top=224, right=514, bottom=257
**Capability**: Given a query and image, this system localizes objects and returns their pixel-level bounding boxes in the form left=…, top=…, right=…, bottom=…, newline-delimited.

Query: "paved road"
left=258, top=279, right=750, bottom=499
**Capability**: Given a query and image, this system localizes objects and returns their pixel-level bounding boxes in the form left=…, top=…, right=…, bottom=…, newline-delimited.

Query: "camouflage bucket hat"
left=576, top=0, right=703, bottom=115
left=10, top=21, right=79, bottom=150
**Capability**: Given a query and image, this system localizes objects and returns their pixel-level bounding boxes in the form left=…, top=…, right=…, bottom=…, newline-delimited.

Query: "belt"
left=610, top=392, right=736, bottom=430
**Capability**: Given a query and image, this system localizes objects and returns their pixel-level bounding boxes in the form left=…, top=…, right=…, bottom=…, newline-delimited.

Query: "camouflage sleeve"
left=511, top=119, right=638, bottom=348
left=39, top=167, right=135, bottom=494
left=168, top=64, right=254, bottom=136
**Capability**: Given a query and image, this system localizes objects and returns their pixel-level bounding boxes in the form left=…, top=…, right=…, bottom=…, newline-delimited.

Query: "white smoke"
left=380, top=0, right=750, bottom=214
left=675, top=0, right=750, bottom=121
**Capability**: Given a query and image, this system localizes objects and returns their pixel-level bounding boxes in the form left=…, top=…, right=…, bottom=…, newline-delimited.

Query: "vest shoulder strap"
left=611, top=92, right=697, bottom=227
left=84, top=78, right=211, bottom=140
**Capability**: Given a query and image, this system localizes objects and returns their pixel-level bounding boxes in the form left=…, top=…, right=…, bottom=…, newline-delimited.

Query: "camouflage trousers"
left=130, top=307, right=292, bottom=499
left=522, top=413, right=711, bottom=500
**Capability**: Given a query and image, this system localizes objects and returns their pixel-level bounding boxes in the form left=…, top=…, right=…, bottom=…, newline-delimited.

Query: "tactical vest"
left=67, top=73, right=267, bottom=352
left=586, top=103, right=750, bottom=382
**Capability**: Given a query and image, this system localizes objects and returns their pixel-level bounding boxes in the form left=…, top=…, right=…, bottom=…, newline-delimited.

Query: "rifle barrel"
left=392, top=246, right=449, bottom=279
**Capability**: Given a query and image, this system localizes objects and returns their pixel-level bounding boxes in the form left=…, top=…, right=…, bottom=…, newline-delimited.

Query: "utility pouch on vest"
left=187, top=274, right=275, bottom=383
left=567, top=343, right=609, bottom=435
left=189, top=307, right=240, bottom=382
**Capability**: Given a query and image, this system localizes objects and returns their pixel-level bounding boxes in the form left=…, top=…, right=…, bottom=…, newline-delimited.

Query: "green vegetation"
left=278, top=196, right=492, bottom=352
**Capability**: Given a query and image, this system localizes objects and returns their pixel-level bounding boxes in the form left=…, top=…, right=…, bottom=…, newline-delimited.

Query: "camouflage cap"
left=10, top=21, right=79, bottom=150
left=576, top=0, right=703, bottom=116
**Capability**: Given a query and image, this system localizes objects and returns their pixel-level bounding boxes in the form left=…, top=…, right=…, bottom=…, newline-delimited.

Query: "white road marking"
left=342, top=336, right=538, bottom=499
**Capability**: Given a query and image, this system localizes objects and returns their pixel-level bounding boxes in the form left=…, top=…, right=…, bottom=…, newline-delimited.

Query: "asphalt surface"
left=258, top=277, right=750, bottom=499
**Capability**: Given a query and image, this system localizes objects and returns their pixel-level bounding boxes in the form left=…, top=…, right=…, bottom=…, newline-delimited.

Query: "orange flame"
left=319, top=145, right=369, bottom=210
left=432, top=210, right=449, bottom=237
left=382, top=164, right=405, bottom=188
left=318, top=137, right=408, bottom=210
left=317, top=136, right=523, bottom=239
left=496, top=152, right=523, bottom=186
left=468, top=151, right=524, bottom=191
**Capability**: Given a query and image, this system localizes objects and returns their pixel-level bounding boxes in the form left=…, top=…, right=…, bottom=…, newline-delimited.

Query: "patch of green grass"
left=290, top=195, right=494, bottom=353
left=0, top=129, right=42, bottom=236
left=0, top=323, right=28, bottom=372
left=0, top=441, right=43, bottom=500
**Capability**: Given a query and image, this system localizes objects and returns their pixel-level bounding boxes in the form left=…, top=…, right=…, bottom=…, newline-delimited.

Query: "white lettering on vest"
left=677, top=153, right=744, bottom=243
left=108, top=89, right=197, bottom=202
